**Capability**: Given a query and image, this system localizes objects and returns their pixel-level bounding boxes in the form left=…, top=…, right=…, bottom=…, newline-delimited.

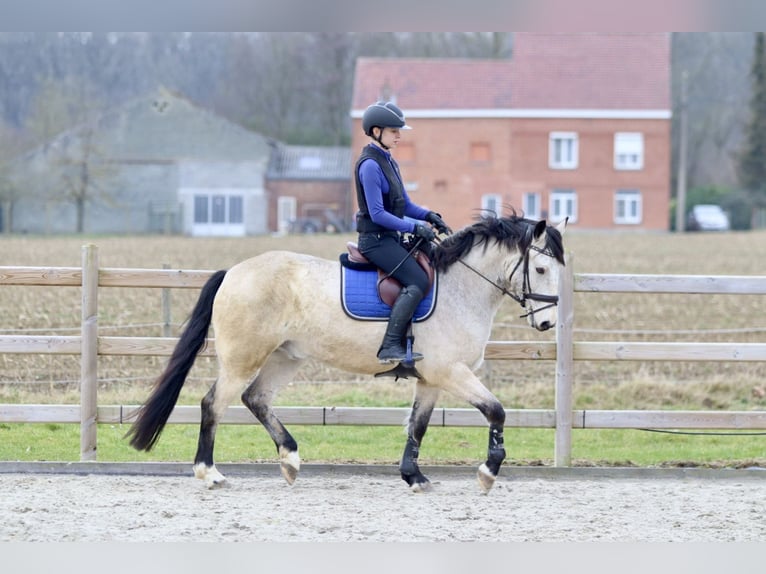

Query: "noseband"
left=507, top=243, right=560, bottom=319
left=454, top=232, right=559, bottom=319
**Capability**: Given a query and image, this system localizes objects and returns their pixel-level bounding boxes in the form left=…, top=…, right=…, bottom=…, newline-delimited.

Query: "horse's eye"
left=536, top=267, right=546, bottom=275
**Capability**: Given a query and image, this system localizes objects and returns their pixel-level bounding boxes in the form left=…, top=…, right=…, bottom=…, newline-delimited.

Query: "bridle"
left=447, top=230, right=560, bottom=319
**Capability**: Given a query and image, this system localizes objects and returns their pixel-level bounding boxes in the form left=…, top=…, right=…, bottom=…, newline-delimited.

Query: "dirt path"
left=4, top=467, right=766, bottom=542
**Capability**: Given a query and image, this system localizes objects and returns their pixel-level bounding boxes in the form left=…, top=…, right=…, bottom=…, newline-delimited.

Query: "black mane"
left=431, top=214, right=565, bottom=273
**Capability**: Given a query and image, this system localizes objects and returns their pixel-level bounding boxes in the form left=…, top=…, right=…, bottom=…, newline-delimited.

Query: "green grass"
left=2, top=422, right=765, bottom=468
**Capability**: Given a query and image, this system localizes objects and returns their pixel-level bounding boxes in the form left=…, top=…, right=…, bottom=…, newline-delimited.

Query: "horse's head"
left=432, top=213, right=567, bottom=331
left=512, top=218, right=567, bottom=331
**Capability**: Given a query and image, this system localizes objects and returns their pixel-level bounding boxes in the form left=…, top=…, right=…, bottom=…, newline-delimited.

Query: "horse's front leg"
left=441, top=363, right=506, bottom=494
left=400, top=383, right=440, bottom=492
left=475, top=401, right=506, bottom=493
left=240, top=348, right=303, bottom=485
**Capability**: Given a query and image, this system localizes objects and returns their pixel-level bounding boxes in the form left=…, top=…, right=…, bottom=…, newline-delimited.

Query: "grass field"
left=1, top=229, right=765, bottom=466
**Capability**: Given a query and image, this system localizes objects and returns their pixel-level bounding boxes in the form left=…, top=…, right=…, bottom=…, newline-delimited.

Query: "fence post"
left=162, top=263, right=172, bottom=337
left=554, top=252, right=575, bottom=466
left=80, top=244, right=99, bottom=461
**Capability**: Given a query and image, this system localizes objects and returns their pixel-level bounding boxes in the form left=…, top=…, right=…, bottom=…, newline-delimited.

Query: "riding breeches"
left=357, top=232, right=430, bottom=295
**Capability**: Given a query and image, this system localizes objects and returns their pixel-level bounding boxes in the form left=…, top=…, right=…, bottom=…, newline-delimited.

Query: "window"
left=549, top=132, right=578, bottom=169
left=614, top=190, right=642, bottom=224
left=298, top=156, right=322, bottom=170
left=614, top=132, right=644, bottom=170
left=482, top=194, right=502, bottom=216
left=550, top=189, right=577, bottom=223
left=470, top=142, right=491, bottom=163
left=211, top=195, right=226, bottom=223
left=193, top=195, right=208, bottom=224
left=194, top=194, right=244, bottom=225
left=523, top=192, right=541, bottom=220
left=229, top=196, right=243, bottom=224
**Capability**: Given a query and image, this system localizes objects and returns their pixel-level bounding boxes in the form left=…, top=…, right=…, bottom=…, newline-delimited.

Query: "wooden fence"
left=1, top=245, right=766, bottom=465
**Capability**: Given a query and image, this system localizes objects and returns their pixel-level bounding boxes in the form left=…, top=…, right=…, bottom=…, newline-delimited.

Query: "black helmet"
left=362, top=101, right=412, bottom=136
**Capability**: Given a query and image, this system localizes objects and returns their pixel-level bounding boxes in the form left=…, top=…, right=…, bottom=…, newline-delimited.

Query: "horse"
left=126, top=214, right=567, bottom=493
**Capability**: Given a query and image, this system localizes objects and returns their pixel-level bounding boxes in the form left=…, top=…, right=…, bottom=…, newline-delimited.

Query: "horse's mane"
left=431, top=212, right=565, bottom=273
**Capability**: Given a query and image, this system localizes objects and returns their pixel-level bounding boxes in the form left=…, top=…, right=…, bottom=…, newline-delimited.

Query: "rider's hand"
left=425, top=211, right=452, bottom=235
left=413, top=224, right=436, bottom=242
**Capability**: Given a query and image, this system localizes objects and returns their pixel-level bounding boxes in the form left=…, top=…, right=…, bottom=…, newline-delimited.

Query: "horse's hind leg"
left=240, top=346, right=304, bottom=485
left=193, top=370, right=247, bottom=489
left=400, top=382, right=440, bottom=493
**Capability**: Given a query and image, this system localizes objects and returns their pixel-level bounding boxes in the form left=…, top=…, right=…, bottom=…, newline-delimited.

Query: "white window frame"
left=523, top=192, right=541, bottom=220
left=549, top=132, right=578, bottom=169
left=481, top=193, right=503, bottom=216
left=190, top=189, right=246, bottom=237
left=614, top=189, right=642, bottom=224
left=614, top=132, right=644, bottom=170
left=549, top=189, right=577, bottom=224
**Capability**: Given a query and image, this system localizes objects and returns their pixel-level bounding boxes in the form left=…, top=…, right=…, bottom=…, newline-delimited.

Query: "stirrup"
left=377, top=350, right=423, bottom=364
left=375, top=363, right=424, bottom=380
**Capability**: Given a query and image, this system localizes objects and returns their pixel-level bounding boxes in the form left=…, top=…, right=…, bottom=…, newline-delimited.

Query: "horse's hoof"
left=410, top=480, right=433, bottom=493
left=207, top=477, right=229, bottom=490
left=401, top=471, right=432, bottom=493
left=477, top=463, right=496, bottom=494
left=193, top=463, right=228, bottom=489
left=279, top=447, right=300, bottom=485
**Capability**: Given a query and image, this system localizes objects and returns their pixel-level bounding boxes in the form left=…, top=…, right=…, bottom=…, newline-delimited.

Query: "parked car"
left=687, top=204, right=730, bottom=232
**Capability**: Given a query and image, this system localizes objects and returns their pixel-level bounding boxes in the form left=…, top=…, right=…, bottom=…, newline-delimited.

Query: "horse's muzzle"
left=536, top=320, right=553, bottom=331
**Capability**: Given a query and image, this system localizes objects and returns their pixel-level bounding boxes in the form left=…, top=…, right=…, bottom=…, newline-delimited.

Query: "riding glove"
left=426, top=211, right=452, bottom=235
left=413, top=224, right=436, bottom=242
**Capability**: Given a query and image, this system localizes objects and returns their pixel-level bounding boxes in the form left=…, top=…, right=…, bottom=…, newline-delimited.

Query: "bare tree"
left=51, top=125, right=117, bottom=232
left=23, top=75, right=116, bottom=233
left=671, top=33, right=753, bottom=190
left=0, top=120, right=32, bottom=233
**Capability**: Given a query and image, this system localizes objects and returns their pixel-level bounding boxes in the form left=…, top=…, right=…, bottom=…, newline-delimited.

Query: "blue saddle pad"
left=340, top=265, right=438, bottom=322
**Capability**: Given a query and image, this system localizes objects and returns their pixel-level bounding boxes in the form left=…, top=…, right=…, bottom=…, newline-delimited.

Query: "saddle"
left=339, top=242, right=438, bottom=321
left=344, top=242, right=435, bottom=306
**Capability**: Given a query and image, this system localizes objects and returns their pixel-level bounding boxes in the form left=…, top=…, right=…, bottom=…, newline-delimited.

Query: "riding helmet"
left=362, top=101, right=412, bottom=136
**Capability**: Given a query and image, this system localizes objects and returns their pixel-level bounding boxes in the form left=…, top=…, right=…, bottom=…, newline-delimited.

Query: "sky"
left=2, top=0, right=762, bottom=32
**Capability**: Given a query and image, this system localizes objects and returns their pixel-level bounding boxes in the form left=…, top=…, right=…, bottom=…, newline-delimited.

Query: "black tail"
left=126, top=269, right=228, bottom=451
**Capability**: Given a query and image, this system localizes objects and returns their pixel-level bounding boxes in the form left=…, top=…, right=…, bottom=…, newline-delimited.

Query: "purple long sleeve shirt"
left=358, top=148, right=429, bottom=233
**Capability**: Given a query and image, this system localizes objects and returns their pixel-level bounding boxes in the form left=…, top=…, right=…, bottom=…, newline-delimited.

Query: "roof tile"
left=352, top=33, right=670, bottom=113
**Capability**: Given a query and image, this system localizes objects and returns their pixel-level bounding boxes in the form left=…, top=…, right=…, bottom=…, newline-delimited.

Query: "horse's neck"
left=441, top=245, right=516, bottom=320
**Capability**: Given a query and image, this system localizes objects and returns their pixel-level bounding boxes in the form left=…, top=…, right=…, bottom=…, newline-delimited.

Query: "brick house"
left=350, top=33, right=672, bottom=231
left=266, top=144, right=352, bottom=233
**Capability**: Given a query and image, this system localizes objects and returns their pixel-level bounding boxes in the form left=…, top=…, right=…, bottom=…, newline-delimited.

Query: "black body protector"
left=354, top=145, right=406, bottom=234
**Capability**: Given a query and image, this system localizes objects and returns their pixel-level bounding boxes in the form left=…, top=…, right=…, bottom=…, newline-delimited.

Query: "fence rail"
left=1, top=245, right=766, bottom=464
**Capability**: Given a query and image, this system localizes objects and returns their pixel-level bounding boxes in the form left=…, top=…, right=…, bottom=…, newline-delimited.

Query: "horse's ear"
left=555, top=217, right=568, bottom=235
left=533, top=219, right=547, bottom=240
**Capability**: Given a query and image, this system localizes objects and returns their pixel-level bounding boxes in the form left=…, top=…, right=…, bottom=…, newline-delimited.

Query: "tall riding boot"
left=377, top=285, right=425, bottom=364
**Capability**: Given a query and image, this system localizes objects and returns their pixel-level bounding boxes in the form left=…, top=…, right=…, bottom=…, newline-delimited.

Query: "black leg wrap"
left=399, top=437, right=429, bottom=488
left=485, top=425, right=506, bottom=476
left=194, top=386, right=217, bottom=467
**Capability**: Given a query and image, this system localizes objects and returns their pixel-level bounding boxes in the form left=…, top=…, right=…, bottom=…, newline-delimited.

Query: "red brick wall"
left=351, top=116, right=670, bottom=231
left=266, top=180, right=351, bottom=232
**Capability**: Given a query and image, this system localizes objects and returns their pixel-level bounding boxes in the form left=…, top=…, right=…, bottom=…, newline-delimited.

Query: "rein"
left=376, top=237, right=424, bottom=288
left=438, top=232, right=559, bottom=319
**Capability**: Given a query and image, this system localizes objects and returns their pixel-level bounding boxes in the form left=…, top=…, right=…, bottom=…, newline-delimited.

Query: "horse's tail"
left=126, top=269, right=227, bottom=451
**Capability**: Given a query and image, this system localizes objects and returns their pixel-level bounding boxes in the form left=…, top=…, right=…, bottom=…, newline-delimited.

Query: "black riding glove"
left=425, top=211, right=452, bottom=235
left=413, top=224, right=436, bottom=242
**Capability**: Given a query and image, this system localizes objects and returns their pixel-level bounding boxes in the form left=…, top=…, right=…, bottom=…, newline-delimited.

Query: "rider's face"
left=376, top=127, right=401, bottom=149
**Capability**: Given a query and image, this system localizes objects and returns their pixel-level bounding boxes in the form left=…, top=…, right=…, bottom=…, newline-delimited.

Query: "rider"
left=354, top=101, right=451, bottom=364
